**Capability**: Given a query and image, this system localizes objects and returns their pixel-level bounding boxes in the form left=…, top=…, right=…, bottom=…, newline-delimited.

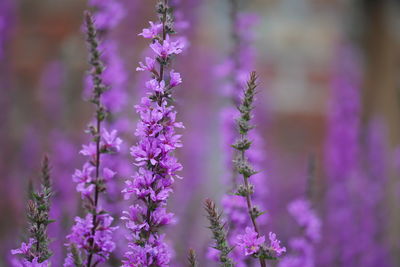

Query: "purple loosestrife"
left=320, top=46, right=361, bottom=266
left=350, top=118, right=390, bottom=266
left=279, top=199, right=321, bottom=267
left=121, top=1, right=184, bottom=266
left=64, top=12, right=121, bottom=267
left=11, top=156, right=53, bottom=266
left=216, top=3, right=268, bottom=265
left=232, top=72, right=285, bottom=266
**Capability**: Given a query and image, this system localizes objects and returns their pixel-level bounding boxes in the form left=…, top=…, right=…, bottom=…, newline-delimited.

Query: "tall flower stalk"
left=279, top=159, right=321, bottom=267
left=216, top=2, right=269, bottom=265
left=121, top=1, right=184, bottom=265
left=11, top=155, right=54, bottom=266
left=321, top=46, right=361, bottom=266
left=64, top=12, right=121, bottom=267
left=233, top=72, right=285, bottom=265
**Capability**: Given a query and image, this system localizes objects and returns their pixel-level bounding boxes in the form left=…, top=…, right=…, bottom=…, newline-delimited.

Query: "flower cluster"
left=64, top=214, right=117, bottom=266
left=288, top=199, right=321, bottom=242
left=322, top=46, right=361, bottom=266
left=121, top=1, right=184, bottom=266
left=279, top=199, right=321, bottom=267
left=64, top=12, right=121, bottom=267
left=11, top=239, right=50, bottom=267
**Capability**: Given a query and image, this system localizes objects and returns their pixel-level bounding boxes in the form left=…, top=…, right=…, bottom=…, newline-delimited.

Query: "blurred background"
left=1, top=0, right=400, bottom=266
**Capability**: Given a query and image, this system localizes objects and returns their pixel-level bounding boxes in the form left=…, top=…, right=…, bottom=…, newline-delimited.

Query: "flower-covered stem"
left=204, top=199, right=234, bottom=267
left=321, top=45, right=361, bottom=266
left=121, top=0, right=184, bottom=265
left=233, top=72, right=285, bottom=265
left=85, top=12, right=106, bottom=267
left=279, top=198, right=321, bottom=267
left=279, top=160, right=321, bottom=267
left=187, top=248, right=198, bottom=267
left=64, top=11, right=121, bottom=267
left=11, top=155, right=54, bottom=266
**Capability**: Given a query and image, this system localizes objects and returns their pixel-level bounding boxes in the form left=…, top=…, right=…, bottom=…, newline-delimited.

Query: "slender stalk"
left=233, top=72, right=266, bottom=267
left=84, top=12, right=106, bottom=267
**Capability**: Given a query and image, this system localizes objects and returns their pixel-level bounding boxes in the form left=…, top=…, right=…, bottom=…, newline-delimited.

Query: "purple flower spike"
left=121, top=1, right=185, bottom=266
left=64, top=12, right=120, bottom=266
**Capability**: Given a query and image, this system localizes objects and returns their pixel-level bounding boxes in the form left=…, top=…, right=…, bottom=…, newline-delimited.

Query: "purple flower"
left=130, top=139, right=162, bottom=165
left=64, top=13, right=119, bottom=266
left=269, top=232, right=286, bottom=257
left=139, top=21, right=163, bottom=39
left=122, top=235, right=171, bottom=267
left=101, top=129, right=122, bottom=153
left=79, top=143, right=97, bottom=158
left=11, top=239, right=35, bottom=256
left=89, top=0, right=125, bottom=30
left=281, top=197, right=320, bottom=267
left=169, top=70, right=182, bottom=87
left=65, top=214, right=117, bottom=266
left=137, top=57, right=156, bottom=72
left=288, top=199, right=321, bottom=242
left=150, top=36, right=184, bottom=59
left=146, top=79, right=166, bottom=93
left=12, top=258, right=50, bottom=267
left=122, top=3, right=184, bottom=265
left=72, top=163, right=94, bottom=184
left=236, top=227, right=265, bottom=256
left=279, top=238, right=313, bottom=267
left=103, top=167, right=116, bottom=182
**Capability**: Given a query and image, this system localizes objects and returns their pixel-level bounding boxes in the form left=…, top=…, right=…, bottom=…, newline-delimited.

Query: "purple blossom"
left=288, top=199, right=321, bottom=242
left=150, top=35, right=184, bottom=59
left=64, top=12, right=120, bottom=266
left=11, top=257, right=50, bottom=267
left=236, top=227, right=265, bottom=256
left=79, top=143, right=96, bottom=159
left=145, top=79, right=166, bottom=93
left=64, top=214, right=118, bottom=266
left=101, top=129, right=122, bottom=153
left=279, top=238, right=314, bottom=267
left=269, top=232, right=286, bottom=257
left=137, top=57, right=156, bottom=72
left=89, top=0, right=125, bottom=31
left=139, top=21, right=163, bottom=39
left=11, top=239, right=35, bottom=257
left=122, top=2, right=184, bottom=265
left=169, top=70, right=182, bottom=87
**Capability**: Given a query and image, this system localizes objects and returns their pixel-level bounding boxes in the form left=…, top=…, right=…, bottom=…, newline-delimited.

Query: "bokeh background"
left=1, top=0, right=400, bottom=266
